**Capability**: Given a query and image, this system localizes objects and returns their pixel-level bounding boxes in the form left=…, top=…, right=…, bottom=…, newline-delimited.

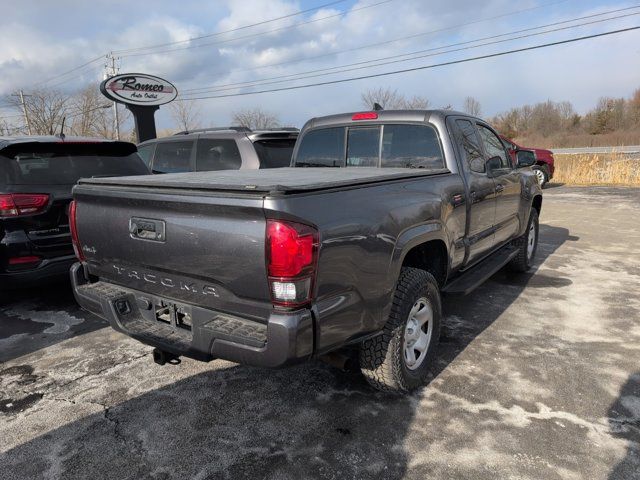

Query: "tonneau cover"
left=76, top=167, right=449, bottom=194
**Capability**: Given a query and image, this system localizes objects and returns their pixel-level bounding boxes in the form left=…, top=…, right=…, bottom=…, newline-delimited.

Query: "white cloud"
left=1, top=0, right=639, bottom=131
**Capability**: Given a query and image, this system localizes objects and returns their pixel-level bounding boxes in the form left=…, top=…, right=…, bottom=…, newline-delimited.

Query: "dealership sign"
left=100, top=73, right=178, bottom=106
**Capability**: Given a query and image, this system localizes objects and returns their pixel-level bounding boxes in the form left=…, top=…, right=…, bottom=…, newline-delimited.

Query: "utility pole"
left=105, top=53, right=121, bottom=140
left=12, top=90, right=32, bottom=135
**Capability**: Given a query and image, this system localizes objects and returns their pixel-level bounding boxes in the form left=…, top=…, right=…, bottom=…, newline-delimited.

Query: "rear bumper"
left=0, top=255, right=75, bottom=289
left=70, top=263, right=314, bottom=367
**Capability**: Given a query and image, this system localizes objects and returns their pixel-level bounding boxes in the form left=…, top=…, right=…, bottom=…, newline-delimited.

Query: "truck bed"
left=77, top=167, right=449, bottom=194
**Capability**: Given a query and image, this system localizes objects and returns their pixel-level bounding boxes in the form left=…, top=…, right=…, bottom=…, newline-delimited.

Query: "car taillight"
left=69, top=200, right=85, bottom=261
left=266, top=219, right=318, bottom=307
left=0, top=193, right=49, bottom=217
left=8, top=255, right=41, bottom=266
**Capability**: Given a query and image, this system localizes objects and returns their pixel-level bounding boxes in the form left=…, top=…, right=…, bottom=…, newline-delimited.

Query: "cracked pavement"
left=1, top=185, right=639, bottom=479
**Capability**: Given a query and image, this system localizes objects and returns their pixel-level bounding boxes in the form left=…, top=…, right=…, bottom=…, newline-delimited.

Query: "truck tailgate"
left=73, top=184, right=271, bottom=320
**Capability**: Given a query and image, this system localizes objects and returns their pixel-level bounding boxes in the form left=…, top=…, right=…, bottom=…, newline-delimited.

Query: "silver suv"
left=137, top=127, right=299, bottom=173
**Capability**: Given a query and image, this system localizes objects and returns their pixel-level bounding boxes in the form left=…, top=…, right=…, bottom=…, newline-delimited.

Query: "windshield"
left=0, top=142, right=149, bottom=185
left=294, top=124, right=445, bottom=170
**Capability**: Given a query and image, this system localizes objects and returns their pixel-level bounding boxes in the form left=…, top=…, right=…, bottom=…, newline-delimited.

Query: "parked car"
left=137, top=127, right=299, bottom=173
left=0, top=136, right=149, bottom=288
left=500, top=136, right=554, bottom=187
left=70, top=110, right=541, bottom=393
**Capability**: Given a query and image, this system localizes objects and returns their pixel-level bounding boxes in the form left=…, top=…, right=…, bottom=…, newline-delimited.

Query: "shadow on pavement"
left=0, top=279, right=106, bottom=363
left=1, top=225, right=571, bottom=479
left=608, top=372, right=640, bottom=479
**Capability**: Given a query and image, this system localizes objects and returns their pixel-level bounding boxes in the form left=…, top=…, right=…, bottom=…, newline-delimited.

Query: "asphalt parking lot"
left=1, top=185, right=639, bottom=480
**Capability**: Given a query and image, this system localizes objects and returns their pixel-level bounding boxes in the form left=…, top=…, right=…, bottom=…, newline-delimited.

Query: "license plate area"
left=154, top=301, right=192, bottom=332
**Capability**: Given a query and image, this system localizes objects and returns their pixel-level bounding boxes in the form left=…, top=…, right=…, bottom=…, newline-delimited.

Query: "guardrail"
left=551, top=146, right=640, bottom=155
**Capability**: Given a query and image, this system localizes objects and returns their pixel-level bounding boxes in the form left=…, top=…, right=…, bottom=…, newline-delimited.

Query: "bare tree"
left=361, top=87, right=430, bottom=110
left=463, top=96, right=482, bottom=117
left=232, top=108, right=280, bottom=129
left=169, top=100, right=202, bottom=132
left=8, top=88, right=70, bottom=135
left=69, top=85, right=111, bottom=137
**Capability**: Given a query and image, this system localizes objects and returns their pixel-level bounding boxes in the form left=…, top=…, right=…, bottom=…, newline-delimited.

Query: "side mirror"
left=486, top=155, right=502, bottom=173
left=516, top=150, right=535, bottom=168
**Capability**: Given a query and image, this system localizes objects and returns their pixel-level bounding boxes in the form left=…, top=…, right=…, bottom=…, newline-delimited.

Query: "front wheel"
left=509, top=208, right=539, bottom=272
left=359, top=268, right=441, bottom=393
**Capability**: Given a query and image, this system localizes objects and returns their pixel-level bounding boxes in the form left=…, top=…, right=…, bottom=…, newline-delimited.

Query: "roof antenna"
left=59, top=116, right=66, bottom=140
left=373, top=102, right=384, bottom=111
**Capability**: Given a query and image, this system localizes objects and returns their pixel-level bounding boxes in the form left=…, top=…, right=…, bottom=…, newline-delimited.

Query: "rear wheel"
left=509, top=208, right=539, bottom=272
left=359, top=267, right=441, bottom=393
left=532, top=165, right=548, bottom=188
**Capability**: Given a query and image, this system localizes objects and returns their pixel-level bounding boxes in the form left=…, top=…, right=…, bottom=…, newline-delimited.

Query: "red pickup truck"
left=501, top=136, right=554, bottom=187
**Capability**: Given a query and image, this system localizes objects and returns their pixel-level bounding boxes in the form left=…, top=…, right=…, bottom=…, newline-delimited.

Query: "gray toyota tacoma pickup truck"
left=70, top=109, right=542, bottom=392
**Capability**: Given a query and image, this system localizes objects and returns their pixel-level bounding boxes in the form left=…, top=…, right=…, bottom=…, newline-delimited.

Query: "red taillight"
left=352, top=112, right=378, bottom=120
left=0, top=193, right=49, bottom=217
left=266, top=219, right=318, bottom=307
left=8, top=255, right=41, bottom=265
left=69, top=200, right=85, bottom=261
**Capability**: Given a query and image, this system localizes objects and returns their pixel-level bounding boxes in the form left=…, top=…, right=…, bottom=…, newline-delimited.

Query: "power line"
left=178, top=0, right=572, bottom=85
left=46, top=64, right=105, bottom=90
left=177, top=26, right=640, bottom=101
left=27, top=1, right=354, bottom=88
left=113, top=0, right=349, bottom=54
left=179, top=8, right=639, bottom=96
left=120, top=0, right=394, bottom=58
left=35, top=55, right=105, bottom=88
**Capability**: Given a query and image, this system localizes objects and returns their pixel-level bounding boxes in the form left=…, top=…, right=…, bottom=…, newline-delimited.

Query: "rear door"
left=450, top=118, right=497, bottom=266
left=476, top=124, right=522, bottom=247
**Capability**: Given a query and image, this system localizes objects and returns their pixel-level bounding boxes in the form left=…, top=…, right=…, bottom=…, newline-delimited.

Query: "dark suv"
left=0, top=136, right=149, bottom=288
left=136, top=127, right=299, bottom=173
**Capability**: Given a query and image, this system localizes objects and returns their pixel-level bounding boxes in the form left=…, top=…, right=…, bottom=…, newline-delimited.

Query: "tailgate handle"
left=129, top=217, right=166, bottom=242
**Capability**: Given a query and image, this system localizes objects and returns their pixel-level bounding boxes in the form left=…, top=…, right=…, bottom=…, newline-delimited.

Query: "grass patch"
left=552, top=153, right=640, bottom=186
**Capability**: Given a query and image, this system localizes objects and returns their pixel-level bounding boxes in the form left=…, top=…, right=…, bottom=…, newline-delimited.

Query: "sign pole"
left=126, top=104, right=159, bottom=143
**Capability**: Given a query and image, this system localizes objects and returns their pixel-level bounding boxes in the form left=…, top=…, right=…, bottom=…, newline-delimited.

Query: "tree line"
left=3, top=85, right=639, bottom=147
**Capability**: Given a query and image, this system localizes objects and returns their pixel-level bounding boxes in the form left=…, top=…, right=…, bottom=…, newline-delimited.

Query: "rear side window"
left=455, top=119, right=485, bottom=173
left=0, top=143, right=149, bottom=185
left=253, top=139, right=296, bottom=168
left=347, top=127, right=380, bottom=167
left=152, top=141, right=193, bottom=173
left=196, top=139, right=241, bottom=171
left=295, top=127, right=345, bottom=167
left=381, top=124, right=443, bottom=168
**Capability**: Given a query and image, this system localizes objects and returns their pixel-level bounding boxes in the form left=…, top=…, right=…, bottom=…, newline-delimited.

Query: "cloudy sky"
left=1, top=0, right=639, bottom=130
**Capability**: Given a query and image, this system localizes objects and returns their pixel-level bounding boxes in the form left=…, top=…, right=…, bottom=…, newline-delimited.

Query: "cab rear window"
left=0, top=142, right=149, bottom=185
left=294, top=124, right=444, bottom=169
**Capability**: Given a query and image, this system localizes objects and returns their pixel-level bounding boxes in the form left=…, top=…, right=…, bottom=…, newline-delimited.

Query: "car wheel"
left=532, top=165, right=548, bottom=188
left=359, top=267, right=441, bottom=393
left=509, top=208, right=539, bottom=272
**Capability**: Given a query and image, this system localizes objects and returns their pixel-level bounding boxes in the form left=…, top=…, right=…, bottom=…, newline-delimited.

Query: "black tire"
left=509, top=208, right=539, bottom=272
left=532, top=165, right=549, bottom=188
left=359, top=267, right=441, bottom=393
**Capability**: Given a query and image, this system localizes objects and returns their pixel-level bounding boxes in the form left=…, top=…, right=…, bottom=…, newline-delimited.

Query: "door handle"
left=495, top=184, right=505, bottom=194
